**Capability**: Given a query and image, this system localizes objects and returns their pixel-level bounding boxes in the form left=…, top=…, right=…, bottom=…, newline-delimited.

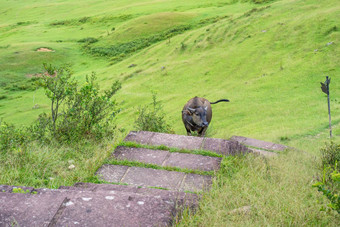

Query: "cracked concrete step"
left=113, top=146, right=222, bottom=171
left=59, top=182, right=198, bottom=208
left=124, top=131, right=251, bottom=155
left=0, top=183, right=198, bottom=209
left=0, top=191, right=65, bottom=227
left=0, top=185, right=190, bottom=227
left=230, top=136, right=288, bottom=151
left=96, top=165, right=212, bottom=192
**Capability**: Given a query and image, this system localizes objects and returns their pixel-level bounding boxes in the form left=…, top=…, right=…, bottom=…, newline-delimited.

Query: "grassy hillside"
left=0, top=0, right=339, bottom=225
left=0, top=0, right=339, bottom=143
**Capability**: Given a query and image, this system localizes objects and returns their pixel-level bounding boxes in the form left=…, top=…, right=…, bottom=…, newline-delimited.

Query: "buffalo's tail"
left=210, top=99, right=230, bottom=104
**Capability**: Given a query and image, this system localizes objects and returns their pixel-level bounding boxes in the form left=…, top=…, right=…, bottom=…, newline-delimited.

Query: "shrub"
left=78, top=37, right=98, bottom=44
left=135, top=93, right=173, bottom=133
left=33, top=64, right=121, bottom=143
left=313, top=142, right=340, bottom=214
left=29, top=64, right=121, bottom=143
left=313, top=164, right=340, bottom=214
left=0, top=121, right=30, bottom=153
left=58, top=73, right=121, bottom=142
left=320, top=142, right=340, bottom=169
left=38, top=63, right=77, bottom=133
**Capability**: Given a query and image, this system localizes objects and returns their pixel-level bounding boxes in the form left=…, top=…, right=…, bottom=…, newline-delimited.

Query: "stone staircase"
left=0, top=131, right=287, bottom=227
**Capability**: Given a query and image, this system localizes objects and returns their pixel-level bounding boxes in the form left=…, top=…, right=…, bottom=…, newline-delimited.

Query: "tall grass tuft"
left=135, top=92, right=174, bottom=133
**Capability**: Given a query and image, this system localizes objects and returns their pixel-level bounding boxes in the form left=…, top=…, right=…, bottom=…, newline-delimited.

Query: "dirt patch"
left=36, top=47, right=54, bottom=52
left=26, top=71, right=56, bottom=78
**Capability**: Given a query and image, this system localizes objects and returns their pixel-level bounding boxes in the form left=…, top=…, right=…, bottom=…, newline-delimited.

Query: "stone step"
left=96, top=165, right=212, bottom=192
left=59, top=182, right=198, bottom=208
left=113, top=146, right=222, bottom=171
left=124, top=131, right=251, bottom=155
left=230, top=136, right=288, bottom=151
left=0, top=185, right=193, bottom=227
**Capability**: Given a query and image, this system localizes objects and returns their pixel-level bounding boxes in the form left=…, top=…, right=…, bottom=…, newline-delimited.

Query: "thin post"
left=326, top=76, right=332, bottom=137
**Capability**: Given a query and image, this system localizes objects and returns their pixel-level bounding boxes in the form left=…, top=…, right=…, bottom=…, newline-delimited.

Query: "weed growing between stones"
left=12, top=188, right=30, bottom=194
left=104, top=159, right=215, bottom=176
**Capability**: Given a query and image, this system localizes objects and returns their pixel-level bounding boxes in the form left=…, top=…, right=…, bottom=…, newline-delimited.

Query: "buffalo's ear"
left=182, top=110, right=191, bottom=115
left=187, top=107, right=195, bottom=115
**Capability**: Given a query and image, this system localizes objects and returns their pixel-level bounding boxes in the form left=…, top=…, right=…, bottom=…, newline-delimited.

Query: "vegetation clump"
left=313, top=142, right=340, bottom=213
left=84, top=25, right=191, bottom=61
left=33, top=64, right=121, bottom=143
left=0, top=63, right=121, bottom=153
left=78, top=37, right=98, bottom=44
left=135, top=92, right=173, bottom=134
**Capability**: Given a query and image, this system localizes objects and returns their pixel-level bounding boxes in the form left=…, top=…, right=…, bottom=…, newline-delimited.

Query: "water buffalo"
left=182, top=96, right=229, bottom=136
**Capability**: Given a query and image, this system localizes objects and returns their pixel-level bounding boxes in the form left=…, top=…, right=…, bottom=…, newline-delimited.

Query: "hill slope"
left=0, top=0, right=339, bottom=144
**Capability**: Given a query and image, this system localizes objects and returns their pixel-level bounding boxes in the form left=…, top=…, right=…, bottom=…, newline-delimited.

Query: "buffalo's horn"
left=187, top=107, right=195, bottom=113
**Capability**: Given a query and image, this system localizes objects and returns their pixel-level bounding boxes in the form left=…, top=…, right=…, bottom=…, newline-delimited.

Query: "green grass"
left=177, top=151, right=340, bottom=226
left=104, top=158, right=215, bottom=176
left=0, top=0, right=340, bottom=225
left=0, top=140, right=114, bottom=188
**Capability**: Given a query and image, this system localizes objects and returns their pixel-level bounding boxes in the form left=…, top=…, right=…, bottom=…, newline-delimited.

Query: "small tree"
left=61, top=73, right=121, bottom=141
left=36, top=64, right=121, bottom=142
left=39, top=63, right=77, bottom=133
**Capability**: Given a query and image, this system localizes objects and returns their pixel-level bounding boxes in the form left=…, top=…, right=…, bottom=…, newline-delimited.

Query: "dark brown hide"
left=182, top=97, right=229, bottom=136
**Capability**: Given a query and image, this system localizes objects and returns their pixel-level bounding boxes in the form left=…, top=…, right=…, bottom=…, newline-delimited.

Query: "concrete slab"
left=148, top=133, right=204, bottom=150
left=124, top=131, right=204, bottom=150
left=95, top=165, right=129, bottom=183
left=122, top=166, right=186, bottom=190
left=61, top=183, right=199, bottom=210
left=202, top=138, right=251, bottom=155
left=124, top=131, right=155, bottom=144
left=1, top=185, right=198, bottom=227
left=60, top=182, right=138, bottom=194
left=180, top=174, right=213, bottom=192
left=0, top=191, right=66, bottom=227
left=55, top=190, right=176, bottom=227
left=114, top=146, right=169, bottom=166
left=163, top=152, right=221, bottom=171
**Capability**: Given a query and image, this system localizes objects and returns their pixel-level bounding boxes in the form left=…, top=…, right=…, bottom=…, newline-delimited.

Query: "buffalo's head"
left=187, top=106, right=209, bottom=128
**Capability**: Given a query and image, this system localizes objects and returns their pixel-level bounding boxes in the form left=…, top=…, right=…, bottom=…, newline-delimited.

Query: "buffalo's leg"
left=185, top=126, right=192, bottom=136
left=198, top=127, right=207, bottom=137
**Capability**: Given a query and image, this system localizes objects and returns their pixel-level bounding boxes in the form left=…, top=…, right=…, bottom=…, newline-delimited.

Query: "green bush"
left=78, top=37, right=98, bottom=44
left=320, top=142, right=340, bottom=169
left=57, top=73, right=121, bottom=142
left=31, top=64, right=121, bottom=143
left=313, top=142, right=340, bottom=214
left=135, top=93, right=173, bottom=133
left=0, top=121, right=30, bottom=153
left=313, top=164, right=340, bottom=214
